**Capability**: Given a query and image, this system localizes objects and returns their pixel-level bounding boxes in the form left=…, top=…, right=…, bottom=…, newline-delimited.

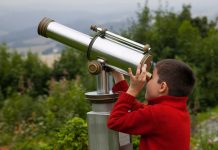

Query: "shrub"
left=56, top=117, right=88, bottom=150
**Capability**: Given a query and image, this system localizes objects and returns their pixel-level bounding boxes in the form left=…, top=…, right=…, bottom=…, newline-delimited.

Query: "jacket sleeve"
left=112, top=80, right=129, bottom=93
left=107, top=92, right=157, bottom=135
left=112, top=80, right=144, bottom=111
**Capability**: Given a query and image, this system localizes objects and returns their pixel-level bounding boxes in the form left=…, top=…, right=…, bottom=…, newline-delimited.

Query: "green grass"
left=196, top=106, right=218, bottom=124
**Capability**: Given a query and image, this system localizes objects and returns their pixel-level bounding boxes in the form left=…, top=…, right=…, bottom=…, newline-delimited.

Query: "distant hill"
left=0, top=9, right=132, bottom=55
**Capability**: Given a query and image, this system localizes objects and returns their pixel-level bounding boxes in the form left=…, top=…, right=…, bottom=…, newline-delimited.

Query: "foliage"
left=191, top=134, right=218, bottom=150
left=23, top=52, right=52, bottom=97
left=52, top=47, right=86, bottom=79
left=0, top=46, right=51, bottom=100
left=1, top=93, right=43, bottom=131
left=195, top=106, right=218, bottom=124
left=198, top=136, right=218, bottom=150
left=132, top=135, right=140, bottom=150
left=0, top=79, right=90, bottom=148
left=55, top=117, right=88, bottom=150
left=52, top=47, right=95, bottom=91
left=44, top=79, right=90, bottom=129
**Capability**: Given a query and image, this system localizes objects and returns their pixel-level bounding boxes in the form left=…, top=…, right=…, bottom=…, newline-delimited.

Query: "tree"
left=52, top=47, right=95, bottom=91
left=197, top=30, right=218, bottom=108
left=0, top=45, right=52, bottom=99
left=0, top=44, right=11, bottom=100
left=122, top=3, right=152, bottom=45
left=177, top=20, right=201, bottom=58
left=55, top=117, right=88, bottom=150
left=178, top=5, right=192, bottom=22
left=151, top=10, right=180, bottom=60
left=23, top=52, right=51, bottom=97
left=0, top=79, right=90, bottom=148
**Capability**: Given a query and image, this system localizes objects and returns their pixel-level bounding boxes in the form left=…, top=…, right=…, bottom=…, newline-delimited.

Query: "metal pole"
left=86, top=60, right=133, bottom=150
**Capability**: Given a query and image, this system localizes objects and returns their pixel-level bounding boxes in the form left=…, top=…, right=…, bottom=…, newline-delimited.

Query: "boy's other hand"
left=127, top=64, right=147, bottom=97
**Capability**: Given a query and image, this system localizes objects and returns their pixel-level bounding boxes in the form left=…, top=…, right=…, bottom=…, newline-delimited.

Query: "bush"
left=0, top=79, right=91, bottom=148
left=56, top=117, right=88, bottom=150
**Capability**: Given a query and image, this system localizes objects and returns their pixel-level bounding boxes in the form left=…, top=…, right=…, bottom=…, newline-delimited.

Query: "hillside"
left=0, top=9, right=131, bottom=56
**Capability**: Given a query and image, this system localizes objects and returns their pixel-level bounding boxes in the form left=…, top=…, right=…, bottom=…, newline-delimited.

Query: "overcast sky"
left=0, top=0, right=218, bottom=18
left=0, top=0, right=218, bottom=35
left=1, top=0, right=218, bottom=48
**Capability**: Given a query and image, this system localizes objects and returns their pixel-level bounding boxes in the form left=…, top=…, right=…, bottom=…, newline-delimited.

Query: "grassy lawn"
left=196, top=106, right=218, bottom=124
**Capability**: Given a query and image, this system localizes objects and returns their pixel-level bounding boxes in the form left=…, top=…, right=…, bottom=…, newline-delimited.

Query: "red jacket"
left=107, top=80, right=190, bottom=150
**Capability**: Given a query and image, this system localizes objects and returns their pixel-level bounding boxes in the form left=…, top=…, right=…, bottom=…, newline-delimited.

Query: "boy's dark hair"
left=155, top=59, right=195, bottom=96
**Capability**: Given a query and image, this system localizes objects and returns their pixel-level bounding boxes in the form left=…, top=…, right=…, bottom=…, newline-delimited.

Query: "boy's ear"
left=159, top=81, right=168, bottom=95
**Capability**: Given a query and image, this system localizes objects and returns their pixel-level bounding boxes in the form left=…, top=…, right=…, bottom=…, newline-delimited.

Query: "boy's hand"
left=111, top=70, right=125, bottom=83
left=127, top=64, right=147, bottom=97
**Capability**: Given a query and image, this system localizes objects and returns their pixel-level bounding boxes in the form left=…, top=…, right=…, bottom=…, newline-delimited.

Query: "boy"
left=107, top=59, right=195, bottom=150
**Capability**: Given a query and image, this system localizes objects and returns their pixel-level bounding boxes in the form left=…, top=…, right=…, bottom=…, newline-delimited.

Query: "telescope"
left=38, top=17, right=152, bottom=77
left=37, top=17, right=152, bottom=150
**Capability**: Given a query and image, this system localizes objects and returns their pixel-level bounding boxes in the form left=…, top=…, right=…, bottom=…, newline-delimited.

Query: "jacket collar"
left=148, top=95, right=188, bottom=110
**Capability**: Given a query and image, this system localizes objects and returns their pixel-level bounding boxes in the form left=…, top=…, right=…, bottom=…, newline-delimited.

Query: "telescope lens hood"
left=140, top=54, right=152, bottom=71
left=38, top=17, right=54, bottom=37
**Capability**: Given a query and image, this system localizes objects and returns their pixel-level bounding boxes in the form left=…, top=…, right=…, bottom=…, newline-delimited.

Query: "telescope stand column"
left=86, top=69, right=133, bottom=150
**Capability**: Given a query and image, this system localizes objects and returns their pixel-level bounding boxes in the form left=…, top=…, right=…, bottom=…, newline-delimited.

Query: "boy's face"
left=145, top=68, right=164, bottom=99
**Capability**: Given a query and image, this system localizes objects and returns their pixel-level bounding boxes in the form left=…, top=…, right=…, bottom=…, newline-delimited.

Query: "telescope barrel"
left=38, top=17, right=90, bottom=53
left=38, top=17, right=152, bottom=75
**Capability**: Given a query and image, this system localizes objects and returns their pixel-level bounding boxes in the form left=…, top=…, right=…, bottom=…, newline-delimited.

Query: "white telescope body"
left=38, top=17, right=152, bottom=75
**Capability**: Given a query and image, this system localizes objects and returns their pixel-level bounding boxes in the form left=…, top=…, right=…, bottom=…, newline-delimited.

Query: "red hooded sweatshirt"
left=107, top=80, right=190, bottom=150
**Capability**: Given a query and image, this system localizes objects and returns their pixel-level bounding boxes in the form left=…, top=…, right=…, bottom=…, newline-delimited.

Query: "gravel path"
left=197, top=116, right=218, bottom=136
